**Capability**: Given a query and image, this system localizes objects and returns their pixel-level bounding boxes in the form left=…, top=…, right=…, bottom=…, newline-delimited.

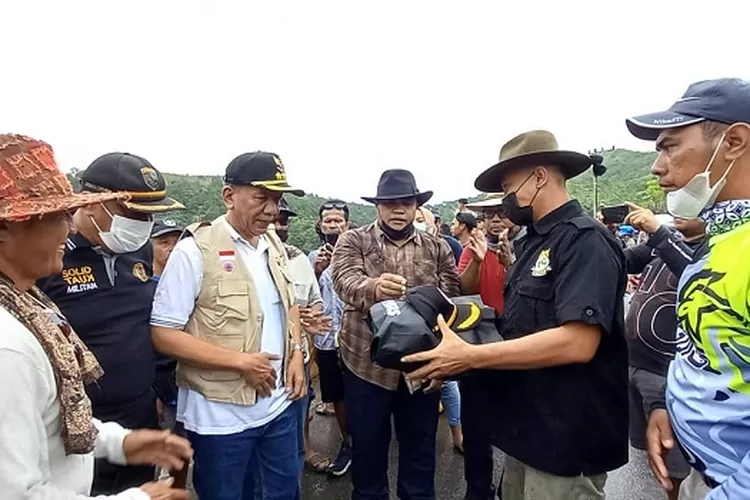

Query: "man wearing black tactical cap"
left=404, top=131, right=628, bottom=500
left=37, top=152, right=184, bottom=495
left=151, top=151, right=308, bottom=500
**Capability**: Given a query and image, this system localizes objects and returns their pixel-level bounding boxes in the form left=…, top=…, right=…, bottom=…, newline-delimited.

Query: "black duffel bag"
left=368, top=285, right=503, bottom=374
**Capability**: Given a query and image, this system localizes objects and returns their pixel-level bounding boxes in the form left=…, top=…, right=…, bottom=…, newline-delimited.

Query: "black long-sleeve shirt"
left=624, top=226, right=702, bottom=376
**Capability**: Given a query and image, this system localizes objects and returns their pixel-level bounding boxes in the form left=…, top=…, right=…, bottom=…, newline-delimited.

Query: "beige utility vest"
left=177, top=217, right=296, bottom=406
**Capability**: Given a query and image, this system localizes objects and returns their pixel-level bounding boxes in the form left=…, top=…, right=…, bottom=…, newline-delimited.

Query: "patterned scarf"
left=0, top=276, right=103, bottom=455
left=701, top=199, right=750, bottom=236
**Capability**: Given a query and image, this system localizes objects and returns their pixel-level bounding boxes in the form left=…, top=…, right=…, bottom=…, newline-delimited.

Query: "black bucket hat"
left=362, top=169, right=433, bottom=206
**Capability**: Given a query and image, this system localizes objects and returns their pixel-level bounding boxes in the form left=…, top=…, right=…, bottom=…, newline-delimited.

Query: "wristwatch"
left=291, top=342, right=303, bottom=353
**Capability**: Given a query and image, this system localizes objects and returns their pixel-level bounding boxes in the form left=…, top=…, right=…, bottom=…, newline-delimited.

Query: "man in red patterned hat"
left=0, top=134, right=192, bottom=499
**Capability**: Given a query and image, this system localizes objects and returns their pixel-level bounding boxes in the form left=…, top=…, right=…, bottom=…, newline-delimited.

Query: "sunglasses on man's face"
left=485, top=209, right=506, bottom=219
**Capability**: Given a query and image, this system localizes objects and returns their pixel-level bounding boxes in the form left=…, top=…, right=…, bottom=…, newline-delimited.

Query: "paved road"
left=302, top=409, right=667, bottom=500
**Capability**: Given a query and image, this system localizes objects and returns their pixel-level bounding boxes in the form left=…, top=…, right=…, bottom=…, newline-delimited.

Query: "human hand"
left=238, top=352, right=280, bottom=397
left=646, top=409, right=675, bottom=492
left=403, top=315, right=476, bottom=381
left=285, top=351, right=307, bottom=401
left=314, top=246, right=332, bottom=276
left=124, top=430, right=193, bottom=471
left=139, top=478, right=190, bottom=499
left=300, top=307, right=333, bottom=335
left=467, top=230, right=488, bottom=263
left=375, top=273, right=407, bottom=301
left=624, top=202, right=660, bottom=235
left=496, top=229, right=515, bottom=268
left=423, top=379, right=443, bottom=394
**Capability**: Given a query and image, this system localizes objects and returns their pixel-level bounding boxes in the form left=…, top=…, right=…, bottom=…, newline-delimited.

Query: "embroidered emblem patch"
left=132, top=262, right=149, bottom=282
left=530, top=248, right=552, bottom=277
left=219, top=250, right=236, bottom=272
left=273, top=155, right=286, bottom=180
left=140, top=167, right=160, bottom=191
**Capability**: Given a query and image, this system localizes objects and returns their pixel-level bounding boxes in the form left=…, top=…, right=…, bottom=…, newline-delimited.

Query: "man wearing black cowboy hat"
left=403, top=131, right=629, bottom=500
left=330, top=169, right=460, bottom=500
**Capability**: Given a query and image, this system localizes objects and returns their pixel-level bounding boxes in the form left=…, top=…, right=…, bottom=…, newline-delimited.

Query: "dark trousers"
left=91, top=389, right=158, bottom=494
left=343, top=364, right=440, bottom=500
left=188, top=403, right=302, bottom=500
left=460, top=379, right=496, bottom=500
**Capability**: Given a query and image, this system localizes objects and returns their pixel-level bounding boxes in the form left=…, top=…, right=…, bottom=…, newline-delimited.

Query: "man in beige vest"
left=150, top=151, right=307, bottom=500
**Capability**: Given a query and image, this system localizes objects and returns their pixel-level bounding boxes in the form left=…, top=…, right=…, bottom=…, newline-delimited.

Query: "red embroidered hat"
left=0, top=134, right=127, bottom=221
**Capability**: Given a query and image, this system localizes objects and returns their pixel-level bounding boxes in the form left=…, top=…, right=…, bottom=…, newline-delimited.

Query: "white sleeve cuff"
left=93, top=419, right=131, bottom=465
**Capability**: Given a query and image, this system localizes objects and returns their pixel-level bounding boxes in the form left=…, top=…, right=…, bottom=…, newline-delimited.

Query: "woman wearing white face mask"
left=37, top=152, right=185, bottom=496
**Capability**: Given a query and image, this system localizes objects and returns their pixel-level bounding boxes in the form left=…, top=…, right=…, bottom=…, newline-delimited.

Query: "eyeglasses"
left=484, top=209, right=506, bottom=218
left=321, top=201, right=348, bottom=210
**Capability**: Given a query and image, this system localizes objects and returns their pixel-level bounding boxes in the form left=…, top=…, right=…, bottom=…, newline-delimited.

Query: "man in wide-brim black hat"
left=330, top=168, right=460, bottom=499
left=402, top=131, right=630, bottom=500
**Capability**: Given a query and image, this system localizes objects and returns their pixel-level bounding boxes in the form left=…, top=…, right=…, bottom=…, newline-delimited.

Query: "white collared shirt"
left=151, top=217, right=291, bottom=435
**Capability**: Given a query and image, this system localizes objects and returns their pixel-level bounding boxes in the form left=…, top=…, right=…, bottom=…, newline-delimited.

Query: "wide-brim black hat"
left=474, top=130, right=594, bottom=193
left=362, top=169, right=433, bottom=206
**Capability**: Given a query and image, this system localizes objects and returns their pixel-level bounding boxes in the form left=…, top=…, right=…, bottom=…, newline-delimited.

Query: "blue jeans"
left=187, top=403, right=302, bottom=500
left=440, top=381, right=461, bottom=427
left=343, top=364, right=440, bottom=500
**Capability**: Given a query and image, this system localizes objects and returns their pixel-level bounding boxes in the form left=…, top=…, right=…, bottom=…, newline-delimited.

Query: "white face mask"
left=667, top=133, right=736, bottom=219
left=414, top=222, right=427, bottom=232
left=91, top=206, right=154, bottom=254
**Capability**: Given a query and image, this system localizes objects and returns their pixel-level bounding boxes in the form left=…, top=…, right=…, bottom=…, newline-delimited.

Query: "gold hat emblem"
left=273, top=155, right=286, bottom=180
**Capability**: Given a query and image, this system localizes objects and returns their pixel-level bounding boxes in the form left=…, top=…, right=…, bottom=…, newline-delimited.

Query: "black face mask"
left=322, top=232, right=339, bottom=247
left=379, top=220, right=415, bottom=241
left=502, top=172, right=540, bottom=227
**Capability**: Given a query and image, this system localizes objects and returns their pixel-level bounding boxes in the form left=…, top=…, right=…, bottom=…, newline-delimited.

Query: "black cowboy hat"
left=362, top=169, right=433, bottom=206
left=474, top=130, right=599, bottom=192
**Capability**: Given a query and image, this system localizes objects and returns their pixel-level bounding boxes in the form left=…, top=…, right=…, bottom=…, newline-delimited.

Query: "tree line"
left=68, top=148, right=664, bottom=253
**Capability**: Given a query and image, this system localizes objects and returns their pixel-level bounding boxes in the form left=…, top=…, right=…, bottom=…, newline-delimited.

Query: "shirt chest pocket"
left=517, top=280, right=557, bottom=330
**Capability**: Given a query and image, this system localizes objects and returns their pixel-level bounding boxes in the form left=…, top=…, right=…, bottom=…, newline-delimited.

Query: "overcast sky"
left=2, top=1, right=748, bottom=202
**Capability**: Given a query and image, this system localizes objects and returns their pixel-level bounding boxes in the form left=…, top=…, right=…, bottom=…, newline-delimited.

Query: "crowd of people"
left=0, top=76, right=748, bottom=500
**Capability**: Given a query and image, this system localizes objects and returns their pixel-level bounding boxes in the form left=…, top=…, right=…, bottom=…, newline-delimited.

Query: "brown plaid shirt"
left=331, top=223, right=460, bottom=390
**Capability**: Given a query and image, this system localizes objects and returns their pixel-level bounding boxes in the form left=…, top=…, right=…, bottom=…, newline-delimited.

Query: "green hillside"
left=69, top=148, right=663, bottom=253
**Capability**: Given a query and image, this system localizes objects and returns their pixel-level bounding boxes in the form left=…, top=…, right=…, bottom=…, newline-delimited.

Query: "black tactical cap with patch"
left=79, top=152, right=184, bottom=213
left=224, top=151, right=305, bottom=197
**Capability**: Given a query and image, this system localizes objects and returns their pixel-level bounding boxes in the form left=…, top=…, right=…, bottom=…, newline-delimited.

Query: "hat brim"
left=0, top=191, right=127, bottom=222
left=626, top=112, right=706, bottom=141
left=279, top=208, right=297, bottom=217
left=474, top=151, right=592, bottom=193
left=123, top=196, right=185, bottom=213
left=466, top=197, right=505, bottom=209
left=151, top=227, right=185, bottom=238
left=251, top=181, right=305, bottom=197
left=362, top=191, right=434, bottom=206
